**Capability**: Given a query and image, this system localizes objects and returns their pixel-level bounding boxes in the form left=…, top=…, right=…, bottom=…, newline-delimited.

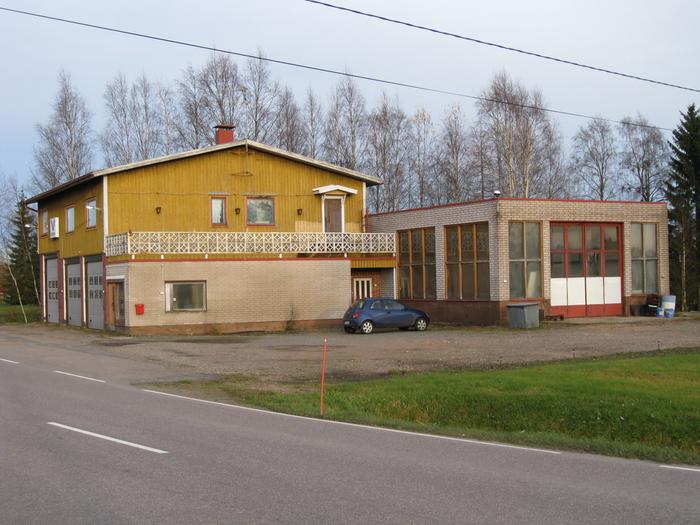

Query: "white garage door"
left=66, top=262, right=82, bottom=327
left=45, top=257, right=59, bottom=323
left=86, top=260, right=104, bottom=330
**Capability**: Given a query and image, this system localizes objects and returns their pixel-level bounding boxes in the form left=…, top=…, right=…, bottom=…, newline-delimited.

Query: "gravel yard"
left=6, top=317, right=696, bottom=389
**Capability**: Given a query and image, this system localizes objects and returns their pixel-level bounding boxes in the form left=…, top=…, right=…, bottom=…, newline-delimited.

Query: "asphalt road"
left=1, top=334, right=699, bottom=524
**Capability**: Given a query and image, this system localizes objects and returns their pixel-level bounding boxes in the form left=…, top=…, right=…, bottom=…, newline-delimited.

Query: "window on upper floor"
left=211, top=196, right=226, bottom=226
left=445, top=222, right=490, bottom=300
left=247, top=197, right=274, bottom=225
left=41, top=210, right=49, bottom=236
left=631, top=223, right=658, bottom=294
left=66, top=206, right=75, bottom=233
left=85, top=198, right=97, bottom=229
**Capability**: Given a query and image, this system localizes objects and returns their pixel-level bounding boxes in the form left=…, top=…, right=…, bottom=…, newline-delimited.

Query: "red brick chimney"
left=214, top=124, right=235, bottom=145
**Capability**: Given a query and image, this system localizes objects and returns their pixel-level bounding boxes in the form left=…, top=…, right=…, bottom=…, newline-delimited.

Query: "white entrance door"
left=353, top=278, right=372, bottom=301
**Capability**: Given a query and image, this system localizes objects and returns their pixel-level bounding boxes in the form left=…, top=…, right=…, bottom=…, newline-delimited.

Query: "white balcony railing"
left=105, top=231, right=395, bottom=257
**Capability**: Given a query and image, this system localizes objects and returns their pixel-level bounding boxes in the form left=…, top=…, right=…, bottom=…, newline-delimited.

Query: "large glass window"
left=397, top=228, right=436, bottom=299
left=445, top=222, right=490, bottom=300
left=247, top=197, right=274, bottom=225
left=631, top=223, right=658, bottom=294
left=509, top=222, right=542, bottom=298
left=166, top=281, right=206, bottom=312
left=211, top=197, right=226, bottom=225
left=550, top=223, right=620, bottom=280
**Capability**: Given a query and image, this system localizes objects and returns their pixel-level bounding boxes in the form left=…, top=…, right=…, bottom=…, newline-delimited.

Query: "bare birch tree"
left=301, top=88, right=324, bottom=158
left=101, top=74, right=171, bottom=166
left=434, top=103, right=470, bottom=204
left=467, top=121, right=492, bottom=199
left=32, top=71, right=93, bottom=191
left=242, top=55, right=279, bottom=142
left=323, top=76, right=367, bottom=170
left=365, top=94, right=412, bottom=212
left=176, top=65, right=210, bottom=150
left=476, top=72, right=561, bottom=198
left=618, top=114, right=668, bottom=201
left=198, top=54, right=244, bottom=142
left=274, top=86, right=304, bottom=153
left=569, top=118, right=618, bottom=200
left=408, top=108, right=436, bottom=207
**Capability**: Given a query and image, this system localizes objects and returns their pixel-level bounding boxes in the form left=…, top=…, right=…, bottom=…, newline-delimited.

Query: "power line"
left=0, top=5, right=672, bottom=132
left=303, top=0, right=700, bottom=94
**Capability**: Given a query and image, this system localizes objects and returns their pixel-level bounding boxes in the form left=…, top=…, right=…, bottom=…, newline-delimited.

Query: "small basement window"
left=165, top=281, right=206, bottom=312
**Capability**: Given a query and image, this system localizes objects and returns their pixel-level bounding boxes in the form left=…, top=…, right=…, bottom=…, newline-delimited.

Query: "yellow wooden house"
left=27, top=133, right=396, bottom=334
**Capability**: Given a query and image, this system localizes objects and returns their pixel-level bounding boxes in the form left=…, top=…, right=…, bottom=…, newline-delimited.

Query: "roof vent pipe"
left=214, top=124, right=235, bottom=145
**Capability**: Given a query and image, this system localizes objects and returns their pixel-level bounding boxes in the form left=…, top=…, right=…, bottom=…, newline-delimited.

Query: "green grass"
left=0, top=303, right=41, bottom=323
left=150, top=348, right=700, bottom=464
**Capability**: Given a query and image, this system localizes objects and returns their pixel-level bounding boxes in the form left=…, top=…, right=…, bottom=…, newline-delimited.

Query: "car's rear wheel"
left=414, top=317, right=428, bottom=331
left=360, top=320, right=374, bottom=334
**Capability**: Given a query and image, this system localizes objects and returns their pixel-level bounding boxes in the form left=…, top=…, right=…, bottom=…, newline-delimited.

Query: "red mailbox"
left=135, top=303, right=145, bottom=315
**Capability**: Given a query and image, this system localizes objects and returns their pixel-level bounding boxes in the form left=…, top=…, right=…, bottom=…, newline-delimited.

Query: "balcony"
left=105, top=231, right=396, bottom=257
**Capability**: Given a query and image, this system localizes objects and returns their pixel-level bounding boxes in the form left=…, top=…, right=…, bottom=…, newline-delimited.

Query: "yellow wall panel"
left=37, top=180, right=103, bottom=258
left=107, top=149, right=366, bottom=234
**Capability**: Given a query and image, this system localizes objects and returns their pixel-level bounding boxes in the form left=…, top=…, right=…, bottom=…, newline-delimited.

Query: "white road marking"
left=660, top=465, right=700, bottom=473
left=0, top=358, right=19, bottom=364
left=47, top=422, right=168, bottom=454
left=53, top=370, right=105, bottom=383
left=142, top=389, right=561, bottom=455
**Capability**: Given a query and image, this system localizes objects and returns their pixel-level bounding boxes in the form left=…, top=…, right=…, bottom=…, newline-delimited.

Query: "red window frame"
left=551, top=223, right=621, bottom=279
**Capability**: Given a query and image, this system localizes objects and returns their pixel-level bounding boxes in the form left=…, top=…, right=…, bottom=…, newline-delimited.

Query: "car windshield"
left=350, top=300, right=365, bottom=309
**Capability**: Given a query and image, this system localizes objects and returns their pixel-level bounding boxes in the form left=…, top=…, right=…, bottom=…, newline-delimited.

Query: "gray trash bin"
left=507, top=302, right=540, bottom=329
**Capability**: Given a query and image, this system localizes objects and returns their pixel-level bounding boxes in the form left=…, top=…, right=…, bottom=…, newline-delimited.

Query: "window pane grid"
left=398, top=227, right=436, bottom=300
left=509, top=221, right=541, bottom=299
left=445, top=222, right=489, bottom=300
left=631, top=223, right=658, bottom=294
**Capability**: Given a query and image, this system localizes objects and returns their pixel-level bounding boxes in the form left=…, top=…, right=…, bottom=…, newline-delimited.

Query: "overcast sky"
left=1, top=0, right=698, bottom=185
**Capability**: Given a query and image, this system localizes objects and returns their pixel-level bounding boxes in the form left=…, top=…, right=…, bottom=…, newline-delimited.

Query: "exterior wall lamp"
left=297, top=208, right=303, bottom=216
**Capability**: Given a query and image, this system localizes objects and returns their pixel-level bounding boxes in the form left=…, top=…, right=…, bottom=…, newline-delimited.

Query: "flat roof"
left=367, top=197, right=667, bottom=217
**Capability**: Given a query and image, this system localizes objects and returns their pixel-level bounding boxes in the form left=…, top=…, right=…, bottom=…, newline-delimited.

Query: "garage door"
left=86, top=260, right=104, bottom=330
left=66, top=262, right=82, bottom=327
left=45, top=257, right=59, bottom=323
left=550, top=223, right=622, bottom=317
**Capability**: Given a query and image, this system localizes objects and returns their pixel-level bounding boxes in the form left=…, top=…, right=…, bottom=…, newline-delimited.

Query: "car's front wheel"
left=360, top=320, right=374, bottom=334
left=414, top=317, right=428, bottom=331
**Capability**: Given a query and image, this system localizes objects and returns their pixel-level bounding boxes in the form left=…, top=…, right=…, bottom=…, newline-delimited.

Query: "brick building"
left=368, top=197, right=669, bottom=325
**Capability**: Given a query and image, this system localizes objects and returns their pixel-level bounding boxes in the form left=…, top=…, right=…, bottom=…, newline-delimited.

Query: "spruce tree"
left=667, top=104, right=700, bottom=310
left=3, top=199, right=39, bottom=305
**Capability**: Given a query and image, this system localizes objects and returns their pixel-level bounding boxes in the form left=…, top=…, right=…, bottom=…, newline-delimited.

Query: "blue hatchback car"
left=343, top=298, right=430, bottom=334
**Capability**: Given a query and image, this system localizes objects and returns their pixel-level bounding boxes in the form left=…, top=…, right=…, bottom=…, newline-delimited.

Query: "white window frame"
left=85, top=198, right=97, bottom=229
left=41, top=210, right=49, bottom=236
left=65, top=206, right=75, bottom=233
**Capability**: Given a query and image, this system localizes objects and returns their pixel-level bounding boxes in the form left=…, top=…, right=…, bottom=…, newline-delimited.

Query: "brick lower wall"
left=121, top=259, right=351, bottom=329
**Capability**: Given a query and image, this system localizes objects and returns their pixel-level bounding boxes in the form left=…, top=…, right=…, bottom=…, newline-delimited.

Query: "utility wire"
left=303, top=0, right=700, bottom=94
left=0, top=5, right=672, bottom=132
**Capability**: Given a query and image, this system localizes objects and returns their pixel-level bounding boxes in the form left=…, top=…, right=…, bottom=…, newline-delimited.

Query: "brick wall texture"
left=368, top=198, right=669, bottom=303
left=121, top=259, right=351, bottom=328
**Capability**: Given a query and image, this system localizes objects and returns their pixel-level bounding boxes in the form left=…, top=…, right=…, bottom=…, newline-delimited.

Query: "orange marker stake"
left=320, top=337, right=328, bottom=417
